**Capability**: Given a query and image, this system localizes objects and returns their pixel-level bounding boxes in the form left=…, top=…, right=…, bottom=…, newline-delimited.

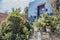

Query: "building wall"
left=28, top=0, right=52, bottom=17
left=50, top=0, right=57, bottom=11
left=28, top=0, right=52, bottom=21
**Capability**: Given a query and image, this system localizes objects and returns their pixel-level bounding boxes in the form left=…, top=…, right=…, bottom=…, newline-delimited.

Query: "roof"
left=0, top=13, right=8, bottom=23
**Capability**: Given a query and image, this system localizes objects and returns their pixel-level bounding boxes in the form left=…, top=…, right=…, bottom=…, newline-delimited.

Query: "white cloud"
left=3, top=0, right=30, bottom=3
left=1, top=0, right=30, bottom=12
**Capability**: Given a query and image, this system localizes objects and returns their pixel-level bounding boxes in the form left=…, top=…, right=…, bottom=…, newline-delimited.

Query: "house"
left=55, top=0, right=60, bottom=11
left=28, top=0, right=52, bottom=22
left=51, top=0, right=60, bottom=11
left=0, top=13, right=8, bottom=23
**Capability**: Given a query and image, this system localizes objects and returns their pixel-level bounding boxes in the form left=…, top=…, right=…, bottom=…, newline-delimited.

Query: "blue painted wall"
left=28, top=0, right=52, bottom=21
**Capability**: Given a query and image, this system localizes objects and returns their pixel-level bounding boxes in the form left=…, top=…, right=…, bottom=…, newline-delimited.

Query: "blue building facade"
left=28, top=0, right=52, bottom=22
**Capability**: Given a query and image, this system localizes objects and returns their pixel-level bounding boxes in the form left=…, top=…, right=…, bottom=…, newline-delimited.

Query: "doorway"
left=37, top=4, right=45, bottom=18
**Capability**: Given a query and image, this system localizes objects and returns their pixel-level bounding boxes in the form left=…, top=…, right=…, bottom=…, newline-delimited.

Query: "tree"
left=24, top=7, right=28, bottom=14
left=24, top=7, right=28, bottom=19
left=0, top=8, right=31, bottom=40
left=33, top=11, right=57, bottom=34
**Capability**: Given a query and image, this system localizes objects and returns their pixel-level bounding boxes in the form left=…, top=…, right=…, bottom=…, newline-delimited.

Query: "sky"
left=0, top=0, right=34, bottom=13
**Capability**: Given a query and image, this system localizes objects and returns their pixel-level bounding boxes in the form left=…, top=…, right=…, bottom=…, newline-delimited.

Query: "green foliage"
left=0, top=8, right=31, bottom=40
left=33, top=11, right=48, bottom=27
left=24, top=7, right=28, bottom=14
left=23, top=26, right=29, bottom=34
left=0, top=32, right=2, bottom=40
left=33, top=11, right=58, bottom=34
